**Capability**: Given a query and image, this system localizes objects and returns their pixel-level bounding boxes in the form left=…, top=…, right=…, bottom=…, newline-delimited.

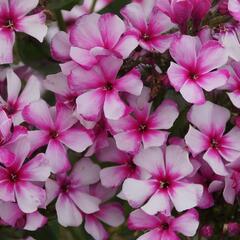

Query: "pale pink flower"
left=108, top=99, right=179, bottom=153
left=23, top=100, right=93, bottom=173
left=97, top=139, right=149, bottom=188
left=228, top=0, right=240, bottom=21
left=69, top=55, right=143, bottom=121
left=122, top=146, right=203, bottom=214
left=45, top=158, right=101, bottom=227
left=0, top=0, right=47, bottom=64
left=0, top=200, right=47, bottom=231
left=0, top=69, right=41, bottom=125
left=121, top=2, right=175, bottom=53
left=68, top=13, right=139, bottom=69
left=185, top=101, right=240, bottom=176
left=128, top=208, right=199, bottom=240
left=0, top=138, right=50, bottom=213
left=84, top=184, right=124, bottom=240
left=168, top=35, right=229, bottom=104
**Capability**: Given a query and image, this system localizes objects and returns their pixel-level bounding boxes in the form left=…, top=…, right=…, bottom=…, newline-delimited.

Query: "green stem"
left=90, top=0, right=98, bottom=13
left=55, top=10, right=66, bottom=31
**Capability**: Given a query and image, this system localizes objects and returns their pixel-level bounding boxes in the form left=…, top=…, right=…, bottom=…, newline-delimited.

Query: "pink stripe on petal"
left=142, top=130, right=168, bottom=148
left=0, top=180, right=15, bottom=202
left=9, top=0, right=38, bottom=17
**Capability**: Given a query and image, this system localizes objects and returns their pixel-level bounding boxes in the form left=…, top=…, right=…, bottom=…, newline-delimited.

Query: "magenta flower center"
left=3, top=19, right=14, bottom=29
left=61, top=183, right=70, bottom=193
left=160, top=180, right=170, bottom=189
left=142, top=33, right=151, bottom=41
left=103, top=82, right=113, bottom=91
left=189, top=72, right=199, bottom=81
left=161, top=222, right=169, bottom=230
left=9, top=172, right=18, bottom=182
left=50, top=130, right=59, bottom=139
left=138, top=123, right=148, bottom=133
left=210, top=138, right=219, bottom=148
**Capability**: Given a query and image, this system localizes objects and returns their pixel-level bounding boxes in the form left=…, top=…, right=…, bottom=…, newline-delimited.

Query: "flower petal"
left=23, top=100, right=54, bottom=130
left=16, top=12, right=47, bottom=42
left=15, top=181, right=46, bottom=213
left=169, top=182, right=203, bottom=212
left=98, top=13, right=125, bottom=48
left=45, top=139, right=70, bottom=174
left=203, top=148, right=228, bottom=176
left=0, top=29, right=15, bottom=64
left=56, top=194, right=82, bottom=227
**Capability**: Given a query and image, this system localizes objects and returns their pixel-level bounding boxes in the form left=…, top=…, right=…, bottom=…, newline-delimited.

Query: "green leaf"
left=17, top=35, right=60, bottom=76
left=47, top=0, right=83, bottom=10
left=99, top=0, right=131, bottom=14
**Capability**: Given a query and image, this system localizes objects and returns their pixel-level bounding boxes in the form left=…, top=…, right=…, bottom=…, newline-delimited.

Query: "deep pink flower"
left=97, top=139, right=149, bottom=188
left=0, top=0, right=47, bottom=64
left=108, top=99, right=179, bottom=153
left=68, top=13, right=139, bottom=69
left=23, top=100, right=93, bottom=173
left=0, top=69, right=41, bottom=125
left=0, top=200, right=47, bottom=231
left=167, top=35, right=229, bottom=104
left=45, top=158, right=101, bottom=227
left=185, top=101, right=240, bottom=176
left=200, top=225, right=214, bottom=238
left=128, top=208, right=199, bottom=240
left=69, top=55, right=143, bottom=121
left=121, top=2, right=175, bottom=53
left=226, top=222, right=240, bottom=236
left=0, top=138, right=50, bottom=213
left=157, top=0, right=211, bottom=32
left=122, top=146, right=203, bottom=214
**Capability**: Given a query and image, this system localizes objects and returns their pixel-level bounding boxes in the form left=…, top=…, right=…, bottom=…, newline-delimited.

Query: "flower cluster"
left=1, top=0, right=240, bottom=239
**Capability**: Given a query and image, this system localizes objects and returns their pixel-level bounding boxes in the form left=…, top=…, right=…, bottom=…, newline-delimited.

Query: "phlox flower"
left=0, top=200, right=47, bottom=231
left=128, top=208, right=199, bottom=240
left=0, top=69, right=41, bottom=125
left=0, top=138, right=50, bottom=213
left=121, top=1, right=175, bottom=53
left=45, top=158, right=101, bottom=227
left=84, top=184, right=125, bottom=240
left=108, top=98, right=179, bottom=153
left=167, top=35, right=229, bottom=104
left=69, top=55, right=143, bottom=121
left=122, top=145, right=203, bottom=215
left=52, top=13, right=138, bottom=69
left=185, top=101, right=240, bottom=176
left=23, top=100, right=92, bottom=173
left=97, top=139, right=149, bottom=188
left=0, top=0, right=47, bottom=64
